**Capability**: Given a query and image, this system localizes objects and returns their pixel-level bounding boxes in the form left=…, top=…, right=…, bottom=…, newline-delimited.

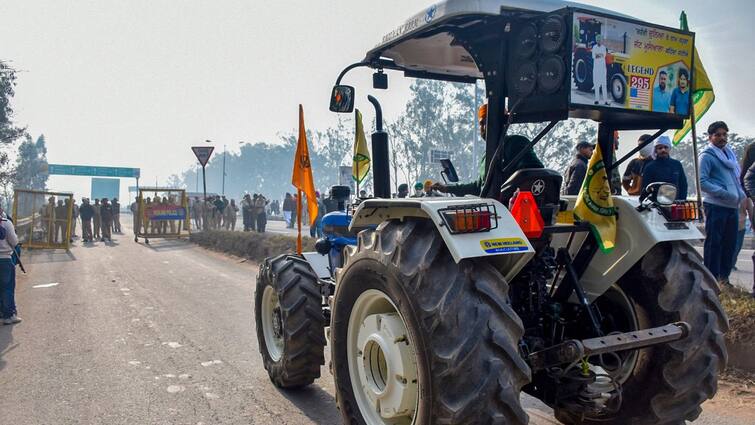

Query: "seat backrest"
left=500, top=169, right=563, bottom=225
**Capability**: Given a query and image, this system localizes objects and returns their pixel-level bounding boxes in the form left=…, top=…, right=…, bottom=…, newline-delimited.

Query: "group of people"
left=39, top=196, right=121, bottom=244
left=189, top=196, right=238, bottom=231
left=78, top=197, right=121, bottom=243
left=241, top=193, right=268, bottom=232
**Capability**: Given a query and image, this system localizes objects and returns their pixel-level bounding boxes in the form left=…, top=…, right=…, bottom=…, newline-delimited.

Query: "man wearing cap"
left=410, top=182, right=424, bottom=198
left=563, top=141, right=594, bottom=195
left=622, top=134, right=655, bottom=195
left=433, top=103, right=543, bottom=197
left=640, top=135, right=687, bottom=200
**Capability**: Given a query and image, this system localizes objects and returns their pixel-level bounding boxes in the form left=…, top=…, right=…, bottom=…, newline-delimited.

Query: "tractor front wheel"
left=331, top=219, right=530, bottom=424
left=255, top=254, right=326, bottom=388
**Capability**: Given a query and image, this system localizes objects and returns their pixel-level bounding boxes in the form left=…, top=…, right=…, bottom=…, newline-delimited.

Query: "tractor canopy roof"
left=365, top=0, right=634, bottom=81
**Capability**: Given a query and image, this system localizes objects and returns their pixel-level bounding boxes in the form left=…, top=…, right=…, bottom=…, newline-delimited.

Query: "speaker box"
left=506, top=10, right=572, bottom=123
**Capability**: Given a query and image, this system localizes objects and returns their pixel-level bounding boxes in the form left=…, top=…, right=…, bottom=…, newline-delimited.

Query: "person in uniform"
left=54, top=199, right=67, bottom=244
left=79, top=198, right=94, bottom=243
left=93, top=198, right=102, bottom=240
left=100, top=198, right=113, bottom=242
left=112, top=198, right=121, bottom=233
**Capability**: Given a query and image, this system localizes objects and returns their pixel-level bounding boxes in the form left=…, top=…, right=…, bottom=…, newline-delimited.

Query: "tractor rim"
left=611, top=76, right=624, bottom=101
left=591, top=285, right=640, bottom=385
left=347, top=289, right=419, bottom=425
left=575, top=59, right=587, bottom=83
left=261, top=285, right=284, bottom=362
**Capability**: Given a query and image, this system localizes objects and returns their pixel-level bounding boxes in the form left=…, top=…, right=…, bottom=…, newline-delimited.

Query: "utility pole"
left=222, top=144, right=226, bottom=196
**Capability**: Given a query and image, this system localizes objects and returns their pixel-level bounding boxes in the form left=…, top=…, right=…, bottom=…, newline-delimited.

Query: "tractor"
left=572, top=16, right=630, bottom=105
left=255, top=1, right=727, bottom=424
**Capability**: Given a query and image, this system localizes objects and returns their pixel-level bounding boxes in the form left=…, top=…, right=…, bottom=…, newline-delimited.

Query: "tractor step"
left=528, top=322, right=690, bottom=372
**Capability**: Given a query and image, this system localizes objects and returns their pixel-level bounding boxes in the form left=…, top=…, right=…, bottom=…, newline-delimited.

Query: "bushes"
left=189, top=230, right=316, bottom=263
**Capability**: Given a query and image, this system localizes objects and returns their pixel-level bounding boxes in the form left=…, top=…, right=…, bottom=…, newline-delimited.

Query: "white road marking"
left=200, top=360, right=223, bottom=367
left=204, top=392, right=220, bottom=400
left=166, top=385, right=185, bottom=393
left=33, top=283, right=59, bottom=288
left=178, top=373, right=191, bottom=380
left=128, top=360, right=141, bottom=366
left=165, top=342, right=182, bottom=348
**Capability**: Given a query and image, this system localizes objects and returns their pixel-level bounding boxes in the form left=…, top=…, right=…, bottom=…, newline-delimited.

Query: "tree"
left=13, top=134, right=49, bottom=190
left=0, top=61, right=25, bottom=145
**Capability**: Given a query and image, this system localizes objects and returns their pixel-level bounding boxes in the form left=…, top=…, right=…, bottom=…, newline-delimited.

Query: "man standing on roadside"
left=563, top=141, right=594, bottom=195
left=699, top=121, right=745, bottom=287
left=112, top=198, right=121, bottom=233
left=640, top=136, right=687, bottom=200
left=100, top=198, right=113, bottom=242
left=130, top=198, right=140, bottom=239
left=0, top=203, right=21, bottom=325
left=79, top=198, right=94, bottom=243
left=93, top=198, right=102, bottom=241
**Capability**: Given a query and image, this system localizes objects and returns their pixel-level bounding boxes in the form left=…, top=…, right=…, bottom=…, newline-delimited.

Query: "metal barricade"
left=134, top=187, right=190, bottom=243
left=13, top=189, right=74, bottom=250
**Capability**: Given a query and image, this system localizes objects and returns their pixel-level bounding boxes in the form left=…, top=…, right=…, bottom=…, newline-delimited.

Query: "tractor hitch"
left=528, top=322, right=690, bottom=372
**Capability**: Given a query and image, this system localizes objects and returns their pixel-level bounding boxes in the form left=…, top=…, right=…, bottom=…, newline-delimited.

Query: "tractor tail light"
left=439, top=204, right=498, bottom=234
left=662, top=201, right=699, bottom=222
left=511, top=191, right=545, bottom=239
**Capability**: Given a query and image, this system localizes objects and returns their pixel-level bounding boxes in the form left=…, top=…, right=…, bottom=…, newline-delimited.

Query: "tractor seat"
left=500, top=169, right=563, bottom=225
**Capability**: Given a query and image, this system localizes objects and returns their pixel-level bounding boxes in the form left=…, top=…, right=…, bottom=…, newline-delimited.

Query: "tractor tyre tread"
left=255, top=254, right=326, bottom=389
left=332, top=219, right=531, bottom=425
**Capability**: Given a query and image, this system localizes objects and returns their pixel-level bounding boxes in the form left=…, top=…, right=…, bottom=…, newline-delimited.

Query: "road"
left=0, top=220, right=752, bottom=424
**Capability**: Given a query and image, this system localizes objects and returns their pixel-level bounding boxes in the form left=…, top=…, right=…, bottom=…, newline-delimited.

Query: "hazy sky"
left=2, top=0, right=753, bottom=201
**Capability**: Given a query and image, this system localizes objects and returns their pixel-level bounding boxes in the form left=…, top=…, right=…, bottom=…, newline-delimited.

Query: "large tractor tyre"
left=556, top=242, right=728, bottom=425
left=609, top=69, right=627, bottom=104
left=331, top=219, right=531, bottom=425
left=572, top=49, right=594, bottom=92
left=255, top=254, right=326, bottom=388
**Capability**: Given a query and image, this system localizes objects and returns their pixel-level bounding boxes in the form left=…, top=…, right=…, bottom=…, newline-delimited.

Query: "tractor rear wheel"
left=573, top=49, right=594, bottom=92
left=331, top=219, right=530, bottom=424
left=555, top=242, right=728, bottom=424
left=255, top=254, right=326, bottom=388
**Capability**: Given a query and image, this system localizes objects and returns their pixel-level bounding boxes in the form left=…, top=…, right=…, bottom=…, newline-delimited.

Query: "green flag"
left=673, top=11, right=715, bottom=145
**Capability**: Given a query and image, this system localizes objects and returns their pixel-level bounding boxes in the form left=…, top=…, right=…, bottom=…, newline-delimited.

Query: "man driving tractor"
left=433, top=103, right=544, bottom=196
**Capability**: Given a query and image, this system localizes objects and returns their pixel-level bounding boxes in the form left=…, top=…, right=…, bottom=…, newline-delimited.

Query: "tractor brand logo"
left=425, top=5, right=437, bottom=23
left=531, top=179, right=545, bottom=196
left=480, top=238, right=529, bottom=254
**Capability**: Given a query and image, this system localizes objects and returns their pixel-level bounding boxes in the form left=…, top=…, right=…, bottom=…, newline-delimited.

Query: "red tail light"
left=662, top=201, right=700, bottom=222
left=511, top=191, right=544, bottom=239
left=439, top=204, right=498, bottom=234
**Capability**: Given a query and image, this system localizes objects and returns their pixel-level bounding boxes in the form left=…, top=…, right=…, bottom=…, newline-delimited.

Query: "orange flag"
left=291, top=104, right=319, bottom=227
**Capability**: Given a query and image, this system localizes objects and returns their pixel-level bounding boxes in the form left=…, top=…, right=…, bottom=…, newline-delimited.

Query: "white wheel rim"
left=261, top=285, right=284, bottom=362
left=593, top=285, right=640, bottom=385
left=612, top=77, right=624, bottom=100
left=347, top=289, right=419, bottom=425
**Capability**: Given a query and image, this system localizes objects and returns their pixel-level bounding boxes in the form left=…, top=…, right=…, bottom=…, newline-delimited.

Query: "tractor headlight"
left=655, top=184, right=677, bottom=206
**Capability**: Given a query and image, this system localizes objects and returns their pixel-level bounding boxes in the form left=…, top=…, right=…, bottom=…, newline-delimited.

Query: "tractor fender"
left=349, top=197, right=534, bottom=282
left=553, top=196, right=704, bottom=301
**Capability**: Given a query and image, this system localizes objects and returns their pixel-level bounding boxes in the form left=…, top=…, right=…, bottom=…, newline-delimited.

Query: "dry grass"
left=720, top=286, right=755, bottom=344
left=189, top=230, right=316, bottom=263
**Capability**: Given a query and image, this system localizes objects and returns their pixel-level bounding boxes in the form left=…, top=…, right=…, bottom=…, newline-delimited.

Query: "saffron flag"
left=573, top=143, right=616, bottom=253
left=673, top=11, right=715, bottom=146
left=352, top=109, right=371, bottom=184
left=291, top=104, right=318, bottom=226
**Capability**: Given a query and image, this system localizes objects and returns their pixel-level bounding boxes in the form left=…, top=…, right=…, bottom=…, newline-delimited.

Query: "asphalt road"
left=0, top=220, right=751, bottom=424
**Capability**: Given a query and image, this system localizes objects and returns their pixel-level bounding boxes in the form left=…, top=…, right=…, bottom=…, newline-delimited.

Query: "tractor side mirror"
left=373, top=70, right=388, bottom=89
left=440, top=159, right=459, bottom=183
left=329, top=85, right=355, bottom=113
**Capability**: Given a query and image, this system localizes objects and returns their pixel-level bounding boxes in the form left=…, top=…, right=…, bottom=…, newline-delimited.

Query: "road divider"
left=189, top=230, right=316, bottom=263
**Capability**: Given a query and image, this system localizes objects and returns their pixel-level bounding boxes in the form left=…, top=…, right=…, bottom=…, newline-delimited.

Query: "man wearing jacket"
left=79, top=198, right=94, bottom=243
left=699, top=121, right=745, bottom=286
left=563, top=141, right=594, bottom=195
left=640, top=135, right=687, bottom=200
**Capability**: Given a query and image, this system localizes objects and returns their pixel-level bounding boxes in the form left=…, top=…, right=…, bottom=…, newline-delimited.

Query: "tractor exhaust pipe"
left=368, top=95, right=390, bottom=199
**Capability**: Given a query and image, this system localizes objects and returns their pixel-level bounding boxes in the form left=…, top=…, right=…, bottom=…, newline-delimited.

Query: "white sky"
left=1, top=0, right=753, bottom=201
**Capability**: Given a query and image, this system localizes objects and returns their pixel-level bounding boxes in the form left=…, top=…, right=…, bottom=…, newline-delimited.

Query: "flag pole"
left=355, top=109, right=359, bottom=199
left=296, top=189, right=302, bottom=254
left=690, top=108, right=704, bottom=220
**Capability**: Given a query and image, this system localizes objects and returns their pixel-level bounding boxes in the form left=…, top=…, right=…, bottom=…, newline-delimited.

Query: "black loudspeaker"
left=506, top=10, right=571, bottom=123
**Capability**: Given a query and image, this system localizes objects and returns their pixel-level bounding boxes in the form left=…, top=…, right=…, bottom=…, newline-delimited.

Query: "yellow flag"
left=673, top=12, right=715, bottom=145
left=573, top=143, right=616, bottom=253
left=352, top=109, right=371, bottom=184
left=291, top=104, right=318, bottom=226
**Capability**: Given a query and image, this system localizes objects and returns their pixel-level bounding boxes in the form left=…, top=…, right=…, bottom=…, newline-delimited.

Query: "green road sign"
left=47, top=164, right=140, bottom=178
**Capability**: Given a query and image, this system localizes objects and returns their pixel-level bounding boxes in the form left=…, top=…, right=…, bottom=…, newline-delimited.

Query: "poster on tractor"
left=569, top=11, right=694, bottom=116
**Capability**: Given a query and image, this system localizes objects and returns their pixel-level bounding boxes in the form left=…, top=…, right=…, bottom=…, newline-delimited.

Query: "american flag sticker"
left=629, top=76, right=651, bottom=110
